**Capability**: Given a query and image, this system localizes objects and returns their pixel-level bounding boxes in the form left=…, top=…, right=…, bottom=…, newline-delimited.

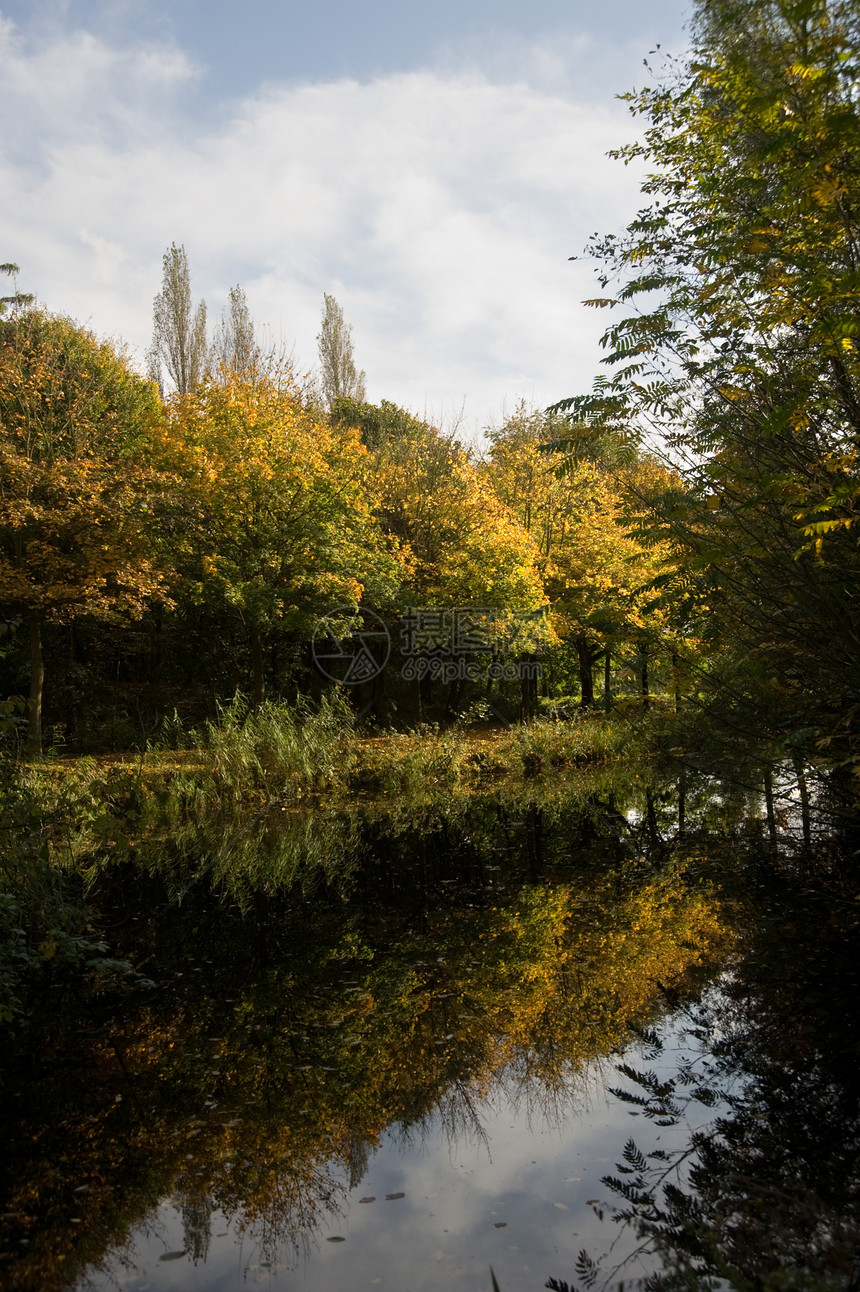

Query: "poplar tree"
left=147, top=243, right=208, bottom=396
left=0, top=263, right=33, bottom=317
left=212, top=284, right=259, bottom=377
left=317, top=293, right=366, bottom=408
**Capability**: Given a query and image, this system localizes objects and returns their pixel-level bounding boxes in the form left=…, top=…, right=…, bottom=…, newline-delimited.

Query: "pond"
left=2, top=762, right=860, bottom=1291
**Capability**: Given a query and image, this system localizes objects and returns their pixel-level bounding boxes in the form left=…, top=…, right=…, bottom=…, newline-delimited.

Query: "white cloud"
left=0, top=16, right=649, bottom=437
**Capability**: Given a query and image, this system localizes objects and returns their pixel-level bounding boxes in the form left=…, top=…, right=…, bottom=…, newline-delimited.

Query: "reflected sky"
left=82, top=1048, right=687, bottom=1292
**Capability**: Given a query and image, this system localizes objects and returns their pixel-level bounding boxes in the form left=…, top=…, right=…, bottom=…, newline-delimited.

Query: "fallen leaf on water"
left=385, top=1192, right=405, bottom=1200
left=327, top=1236, right=346, bottom=1243
left=159, top=1251, right=186, bottom=1261
left=586, top=1199, right=600, bottom=1206
left=553, top=1203, right=569, bottom=1211
left=494, top=1222, right=507, bottom=1228
left=359, top=1196, right=376, bottom=1204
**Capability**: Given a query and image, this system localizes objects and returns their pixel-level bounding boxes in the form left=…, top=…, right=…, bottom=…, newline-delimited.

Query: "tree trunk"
left=28, top=615, right=44, bottom=753
left=646, top=787, right=660, bottom=851
left=678, top=765, right=687, bottom=838
left=525, top=801, right=542, bottom=880
left=792, top=754, right=812, bottom=852
left=519, top=654, right=537, bottom=721
left=576, top=637, right=595, bottom=709
left=639, top=638, right=650, bottom=710
left=446, top=674, right=465, bottom=719
left=764, top=766, right=777, bottom=845
left=250, top=625, right=265, bottom=709
left=603, top=648, right=612, bottom=713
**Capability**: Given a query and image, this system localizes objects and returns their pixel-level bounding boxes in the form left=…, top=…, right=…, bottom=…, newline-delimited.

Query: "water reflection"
left=6, top=753, right=856, bottom=1292
left=0, top=768, right=735, bottom=1292
left=548, top=839, right=860, bottom=1291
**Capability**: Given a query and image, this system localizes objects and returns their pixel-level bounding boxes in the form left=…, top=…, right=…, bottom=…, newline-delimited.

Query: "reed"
left=182, top=690, right=357, bottom=800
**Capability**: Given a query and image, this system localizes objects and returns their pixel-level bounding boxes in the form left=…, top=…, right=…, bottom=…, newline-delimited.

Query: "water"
left=3, top=768, right=860, bottom=1292
left=82, top=1064, right=666, bottom=1292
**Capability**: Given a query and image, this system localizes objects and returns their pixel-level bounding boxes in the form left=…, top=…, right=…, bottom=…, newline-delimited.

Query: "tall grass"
left=357, top=723, right=473, bottom=794
left=508, top=712, right=638, bottom=775
left=180, top=690, right=357, bottom=801
left=351, top=711, right=638, bottom=794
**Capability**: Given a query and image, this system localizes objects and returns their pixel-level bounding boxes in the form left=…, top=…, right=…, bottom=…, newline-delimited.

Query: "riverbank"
left=13, top=700, right=656, bottom=804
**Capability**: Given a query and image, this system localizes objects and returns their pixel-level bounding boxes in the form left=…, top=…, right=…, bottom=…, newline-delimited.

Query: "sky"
left=0, top=0, right=692, bottom=438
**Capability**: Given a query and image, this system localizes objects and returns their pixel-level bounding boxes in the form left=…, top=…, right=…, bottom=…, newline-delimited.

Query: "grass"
left=189, top=690, right=357, bottom=799
left=351, top=709, right=643, bottom=793
left=15, top=701, right=651, bottom=813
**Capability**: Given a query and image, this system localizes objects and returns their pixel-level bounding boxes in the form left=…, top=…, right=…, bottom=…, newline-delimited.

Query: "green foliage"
left=551, top=0, right=860, bottom=766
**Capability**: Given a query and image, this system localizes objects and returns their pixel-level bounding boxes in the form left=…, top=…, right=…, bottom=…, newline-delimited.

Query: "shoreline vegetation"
left=0, top=685, right=816, bottom=1027
left=28, top=697, right=648, bottom=797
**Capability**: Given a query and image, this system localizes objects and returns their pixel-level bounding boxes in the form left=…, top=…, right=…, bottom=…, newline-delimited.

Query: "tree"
left=212, top=284, right=259, bottom=378
left=0, top=309, right=167, bottom=749
left=329, top=398, right=548, bottom=717
left=158, top=373, right=399, bottom=707
left=0, top=264, right=33, bottom=317
left=485, top=406, right=676, bottom=707
left=334, top=399, right=545, bottom=612
left=147, top=243, right=208, bottom=396
left=553, top=0, right=860, bottom=761
left=317, top=294, right=366, bottom=407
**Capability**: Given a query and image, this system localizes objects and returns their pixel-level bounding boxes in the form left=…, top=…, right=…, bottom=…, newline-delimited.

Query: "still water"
left=85, top=1056, right=680, bottom=1292
left=3, top=765, right=859, bottom=1291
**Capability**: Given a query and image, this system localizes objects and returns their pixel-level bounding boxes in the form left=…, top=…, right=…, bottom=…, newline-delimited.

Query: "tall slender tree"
left=317, top=293, right=366, bottom=408
left=212, top=284, right=259, bottom=377
left=147, top=243, right=208, bottom=396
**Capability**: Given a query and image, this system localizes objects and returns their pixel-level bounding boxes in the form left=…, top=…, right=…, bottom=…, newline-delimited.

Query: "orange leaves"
left=159, top=372, right=399, bottom=656
left=365, top=405, right=545, bottom=613
left=0, top=309, right=169, bottom=626
left=484, top=409, right=674, bottom=650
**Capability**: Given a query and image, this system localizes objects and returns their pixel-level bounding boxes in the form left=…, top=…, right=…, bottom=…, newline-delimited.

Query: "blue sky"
left=1, top=0, right=691, bottom=436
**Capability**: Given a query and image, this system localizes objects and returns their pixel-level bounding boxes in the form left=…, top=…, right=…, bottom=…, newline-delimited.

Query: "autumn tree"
left=328, top=398, right=548, bottom=717
left=485, top=406, right=675, bottom=707
left=158, top=373, right=399, bottom=707
left=0, top=309, right=167, bottom=749
left=334, top=398, right=545, bottom=613
left=147, top=243, right=208, bottom=396
left=553, top=0, right=860, bottom=758
left=317, top=294, right=366, bottom=408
